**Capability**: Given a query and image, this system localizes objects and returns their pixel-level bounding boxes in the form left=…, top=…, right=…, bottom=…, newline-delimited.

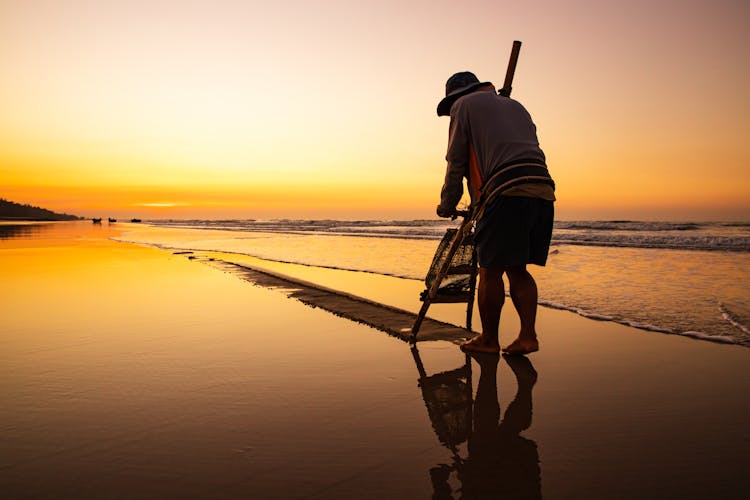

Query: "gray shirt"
left=439, top=89, right=550, bottom=211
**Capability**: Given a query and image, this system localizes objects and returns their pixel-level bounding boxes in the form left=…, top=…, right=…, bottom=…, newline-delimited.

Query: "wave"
left=153, top=218, right=448, bottom=230
left=554, top=221, right=703, bottom=231
left=150, top=219, right=453, bottom=240
left=719, top=303, right=750, bottom=339
left=153, top=218, right=713, bottom=233
left=146, top=219, right=750, bottom=252
left=551, top=234, right=750, bottom=252
left=540, top=300, right=740, bottom=346
left=552, top=220, right=750, bottom=251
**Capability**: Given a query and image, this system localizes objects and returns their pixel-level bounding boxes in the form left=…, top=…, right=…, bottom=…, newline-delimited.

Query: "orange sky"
left=1, top=0, right=749, bottom=220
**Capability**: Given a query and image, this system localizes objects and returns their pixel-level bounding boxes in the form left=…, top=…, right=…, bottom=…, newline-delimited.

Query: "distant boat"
left=108, top=218, right=117, bottom=223
left=92, top=218, right=102, bottom=224
left=130, top=218, right=142, bottom=223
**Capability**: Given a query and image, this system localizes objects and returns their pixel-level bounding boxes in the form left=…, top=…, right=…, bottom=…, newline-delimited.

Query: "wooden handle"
left=500, top=40, right=522, bottom=97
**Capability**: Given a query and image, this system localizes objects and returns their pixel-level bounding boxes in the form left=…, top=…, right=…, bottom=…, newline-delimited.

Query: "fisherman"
left=436, top=71, right=555, bottom=355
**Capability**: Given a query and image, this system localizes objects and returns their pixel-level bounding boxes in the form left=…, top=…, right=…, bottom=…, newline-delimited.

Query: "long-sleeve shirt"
left=439, top=89, right=555, bottom=212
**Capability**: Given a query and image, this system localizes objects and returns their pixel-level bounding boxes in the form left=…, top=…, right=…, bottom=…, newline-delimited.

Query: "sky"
left=1, top=0, right=749, bottom=220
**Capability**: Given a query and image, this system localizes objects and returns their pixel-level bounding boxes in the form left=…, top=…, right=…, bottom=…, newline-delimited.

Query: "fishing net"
left=422, top=228, right=476, bottom=301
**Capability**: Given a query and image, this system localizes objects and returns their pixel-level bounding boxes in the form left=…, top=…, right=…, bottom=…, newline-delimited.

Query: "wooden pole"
left=499, top=40, right=522, bottom=97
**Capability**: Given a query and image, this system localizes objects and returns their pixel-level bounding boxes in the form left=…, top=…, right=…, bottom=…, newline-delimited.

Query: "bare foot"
left=501, top=337, right=539, bottom=356
left=460, top=335, right=500, bottom=354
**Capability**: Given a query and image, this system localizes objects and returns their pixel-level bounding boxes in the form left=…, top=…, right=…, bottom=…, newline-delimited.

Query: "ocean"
left=115, top=219, right=750, bottom=347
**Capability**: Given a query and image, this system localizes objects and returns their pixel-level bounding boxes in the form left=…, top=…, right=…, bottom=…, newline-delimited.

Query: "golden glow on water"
left=3, top=221, right=750, bottom=497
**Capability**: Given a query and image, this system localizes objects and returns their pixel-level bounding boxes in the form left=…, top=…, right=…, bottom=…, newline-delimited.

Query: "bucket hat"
left=437, top=71, right=492, bottom=117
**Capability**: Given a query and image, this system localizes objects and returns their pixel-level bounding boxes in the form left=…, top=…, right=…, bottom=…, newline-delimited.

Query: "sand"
left=1, top=221, right=749, bottom=499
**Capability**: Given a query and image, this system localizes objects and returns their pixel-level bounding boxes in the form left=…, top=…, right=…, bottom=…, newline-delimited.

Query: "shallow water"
left=3, top=221, right=750, bottom=499
left=118, top=220, right=750, bottom=347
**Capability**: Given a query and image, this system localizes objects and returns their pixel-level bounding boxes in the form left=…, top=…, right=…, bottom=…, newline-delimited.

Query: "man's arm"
left=437, top=107, right=469, bottom=217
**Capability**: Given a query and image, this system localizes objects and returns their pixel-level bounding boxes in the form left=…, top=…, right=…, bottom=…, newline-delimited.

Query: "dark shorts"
left=475, top=196, right=554, bottom=268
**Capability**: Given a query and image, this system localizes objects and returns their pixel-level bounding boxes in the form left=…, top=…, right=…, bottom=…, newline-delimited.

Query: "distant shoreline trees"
left=0, top=198, right=81, bottom=221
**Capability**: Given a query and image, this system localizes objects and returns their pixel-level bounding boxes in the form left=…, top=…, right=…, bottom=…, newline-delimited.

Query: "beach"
left=2, top=221, right=749, bottom=499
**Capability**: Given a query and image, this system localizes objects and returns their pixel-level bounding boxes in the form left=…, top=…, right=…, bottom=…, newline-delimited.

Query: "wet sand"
left=1, top=221, right=749, bottom=499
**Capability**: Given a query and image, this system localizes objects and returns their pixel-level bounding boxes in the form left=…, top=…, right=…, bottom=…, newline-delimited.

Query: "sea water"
left=116, top=219, right=750, bottom=347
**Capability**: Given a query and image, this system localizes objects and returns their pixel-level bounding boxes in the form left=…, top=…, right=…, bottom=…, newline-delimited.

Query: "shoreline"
left=109, top=221, right=750, bottom=348
left=2, top=221, right=749, bottom=498
left=167, top=244, right=750, bottom=350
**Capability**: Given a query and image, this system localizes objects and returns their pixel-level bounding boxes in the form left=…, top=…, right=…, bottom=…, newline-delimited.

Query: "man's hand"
left=436, top=204, right=455, bottom=218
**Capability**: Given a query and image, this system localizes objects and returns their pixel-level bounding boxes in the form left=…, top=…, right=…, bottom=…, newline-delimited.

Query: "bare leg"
left=503, top=266, right=539, bottom=355
left=461, top=267, right=503, bottom=354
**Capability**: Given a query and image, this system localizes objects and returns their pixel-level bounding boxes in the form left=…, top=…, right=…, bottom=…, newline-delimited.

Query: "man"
left=436, top=71, right=555, bottom=355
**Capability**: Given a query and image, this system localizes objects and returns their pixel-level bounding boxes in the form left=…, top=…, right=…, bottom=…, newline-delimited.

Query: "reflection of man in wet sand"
left=460, top=353, right=540, bottom=499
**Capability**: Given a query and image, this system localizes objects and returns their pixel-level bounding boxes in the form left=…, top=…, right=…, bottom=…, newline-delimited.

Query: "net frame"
left=424, top=228, right=476, bottom=299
